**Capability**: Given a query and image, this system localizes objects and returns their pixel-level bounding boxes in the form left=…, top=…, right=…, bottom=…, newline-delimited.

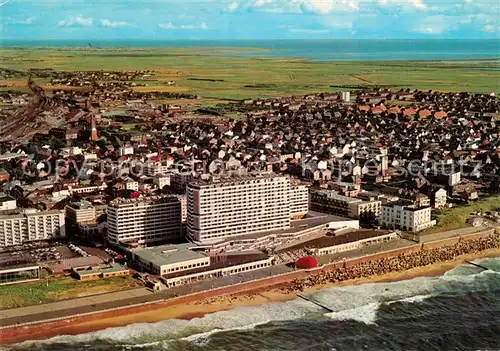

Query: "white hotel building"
left=187, top=174, right=306, bottom=243
left=380, top=204, right=436, bottom=233
left=0, top=210, right=65, bottom=247
left=289, top=184, right=309, bottom=220
left=107, top=196, right=182, bottom=246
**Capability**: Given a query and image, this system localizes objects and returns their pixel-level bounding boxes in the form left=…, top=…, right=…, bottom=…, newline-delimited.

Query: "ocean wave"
left=325, top=302, right=380, bottom=325
left=387, top=294, right=433, bottom=305
left=13, top=299, right=317, bottom=349
left=10, top=257, right=500, bottom=349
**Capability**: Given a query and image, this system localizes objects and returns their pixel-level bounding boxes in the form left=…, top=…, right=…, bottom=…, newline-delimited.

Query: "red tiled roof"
left=403, top=108, right=416, bottom=116
left=434, top=111, right=448, bottom=119
left=387, top=107, right=400, bottom=114
left=418, top=109, right=432, bottom=119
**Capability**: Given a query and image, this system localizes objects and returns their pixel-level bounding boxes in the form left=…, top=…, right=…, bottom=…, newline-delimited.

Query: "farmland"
left=1, top=47, right=499, bottom=100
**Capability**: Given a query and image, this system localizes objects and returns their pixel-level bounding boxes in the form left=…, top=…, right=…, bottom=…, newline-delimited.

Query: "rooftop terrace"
left=132, top=243, right=207, bottom=267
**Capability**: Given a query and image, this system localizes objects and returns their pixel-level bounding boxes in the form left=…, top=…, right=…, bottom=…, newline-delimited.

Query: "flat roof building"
left=66, top=200, right=97, bottom=231
left=131, top=243, right=274, bottom=288
left=310, top=190, right=361, bottom=217
left=107, top=196, right=182, bottom=246
left=132, top=243, right=210, bottom=276
left=0, top=195, right=16, bottom=212
left=72, top=262, right=130, bottom=280
left=0, top=265, right=41, bottom=285
left=0, top=210, right=65, bottom=247
left=380, top=204, right=436, bottom=232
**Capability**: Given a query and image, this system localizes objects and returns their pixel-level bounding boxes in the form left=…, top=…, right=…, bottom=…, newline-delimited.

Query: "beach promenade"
left=0, top=227, right=498, bottom=344
left=0, top=238, right=413, bottom=328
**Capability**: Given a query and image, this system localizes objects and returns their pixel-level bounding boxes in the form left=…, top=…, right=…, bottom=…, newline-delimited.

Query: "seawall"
left=0, top=228, right=496, bottom=344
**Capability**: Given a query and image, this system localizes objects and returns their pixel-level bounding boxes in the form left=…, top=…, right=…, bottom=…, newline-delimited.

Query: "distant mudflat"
left=2, top=39, right=500, bottom=61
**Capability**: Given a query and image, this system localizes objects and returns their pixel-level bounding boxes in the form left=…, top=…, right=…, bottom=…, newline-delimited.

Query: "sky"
left=0, top=0, right=499, bottom=40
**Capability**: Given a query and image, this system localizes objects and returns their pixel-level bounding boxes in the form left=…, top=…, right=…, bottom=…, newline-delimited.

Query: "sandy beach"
left=2, top=231, right=498, bottom=345
left=64, top=247, right=500, bottom=337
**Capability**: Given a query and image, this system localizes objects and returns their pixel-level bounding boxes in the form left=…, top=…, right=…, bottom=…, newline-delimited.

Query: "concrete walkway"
left=0, top=229, right=492, bottom=329
left=0, top=288, right=151, bottom=321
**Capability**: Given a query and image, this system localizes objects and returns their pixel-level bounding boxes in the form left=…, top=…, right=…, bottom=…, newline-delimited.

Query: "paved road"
left=0, top=265, right=293, bottom=328
left=417, top=226, right=488, bottom=243
left=0, top=236, right=465, bottom=328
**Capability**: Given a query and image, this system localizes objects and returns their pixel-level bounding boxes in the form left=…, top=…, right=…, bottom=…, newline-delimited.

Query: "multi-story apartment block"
left=348, top=200, right=382, bottom=219
left=309, top=190, right=361, bottom=217
left=154, top=174, right=171, bottom=190
left=66, top=200, right=98, bottom=235
left=290, top=184, right=309, bottom=219
left=107, top=196, right=182, bottom=246
left=66, top=201, right=96, bottom=226
left=0, top=214, right=26, bottom=247
left=144, top=162, right=172, bottom=177
left=0, top=210, right=65, bottom=247
left=380, top=204, right=436, bottom=232
left=25, top=210, right=66, bottom=242
left=187, top=175, right=291, bottom=242
left=329, top=182, right=361, bottom=197
left=171, top=171, right=193, bottom=192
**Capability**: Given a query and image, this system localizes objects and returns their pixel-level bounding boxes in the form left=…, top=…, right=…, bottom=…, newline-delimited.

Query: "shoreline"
left=2, top=246, right=499, bottom=345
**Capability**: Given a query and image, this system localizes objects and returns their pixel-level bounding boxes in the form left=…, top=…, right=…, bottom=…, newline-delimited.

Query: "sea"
left=1, top=39, right=500, bottom=61
left=3, top=256, right=500, bottom=351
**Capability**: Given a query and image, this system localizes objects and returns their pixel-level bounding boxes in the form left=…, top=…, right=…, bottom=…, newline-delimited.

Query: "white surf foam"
left=15, top=298, right=317, bottom=348
left=390, top=294, right=433, bottom=304
left=14, top=257, right=500, bottom=348
left=325, top=302, right=380, bottom=325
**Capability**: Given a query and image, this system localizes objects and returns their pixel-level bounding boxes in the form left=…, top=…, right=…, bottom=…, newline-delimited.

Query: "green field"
left=423, top=197, right=500, bottom=234
left=1, top=47, right=499, bottom=100
left=0, top=275, right=141, bottom=309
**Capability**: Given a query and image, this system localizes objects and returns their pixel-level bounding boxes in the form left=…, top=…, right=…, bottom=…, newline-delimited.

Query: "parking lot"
left=0, top=243, right=97, bottom=269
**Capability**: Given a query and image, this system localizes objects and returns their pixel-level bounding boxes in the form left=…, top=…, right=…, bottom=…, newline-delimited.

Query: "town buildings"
left=107, top=196, right=182, bottom=246
left=66, top=201, right=96, bottom=231
left=65, top=200, right=105, bottom=236
left=310, top=190, right=359, bottom=217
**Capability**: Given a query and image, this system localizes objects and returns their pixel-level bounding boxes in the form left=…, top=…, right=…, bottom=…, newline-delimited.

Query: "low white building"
left=144, top=160, right=174, bottom=177
left=434, top=188, right=447, bottom=209
left=380, top=204, right=436, bottom=232
left=132, top=243, right=210, bottom=276
left=154, top=174, right=171, bottom=190
left=119, top=147, right=134, bottom=156
left=314, top=231, right=398, bottom=256
left=0, top=195, right=17, bottom=211
left=132, top=243, right=274, bottom=288
left=124, top=180, right=139, bottom=191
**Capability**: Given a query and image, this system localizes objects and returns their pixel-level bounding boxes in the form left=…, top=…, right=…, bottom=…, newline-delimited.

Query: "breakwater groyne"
left=1, top=229, right=499, bottom=345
